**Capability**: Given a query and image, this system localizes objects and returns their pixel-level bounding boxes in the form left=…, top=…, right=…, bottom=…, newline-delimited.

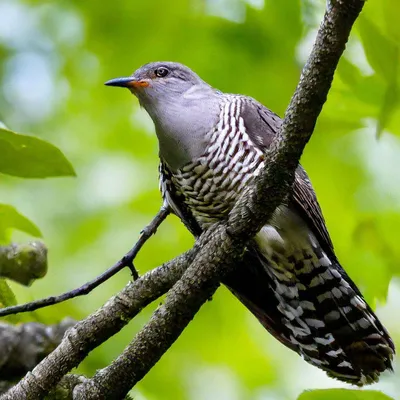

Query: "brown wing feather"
left=241, top=98, right=335, bottom=259
left=291, top=166, right=335, bottom=260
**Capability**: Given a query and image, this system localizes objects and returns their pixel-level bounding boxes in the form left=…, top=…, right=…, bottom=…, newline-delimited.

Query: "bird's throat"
left=149, top=98, right=220, bottom=171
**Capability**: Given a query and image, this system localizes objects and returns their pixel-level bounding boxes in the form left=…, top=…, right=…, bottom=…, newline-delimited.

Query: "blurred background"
left=1, top=0, right=400, bottom=399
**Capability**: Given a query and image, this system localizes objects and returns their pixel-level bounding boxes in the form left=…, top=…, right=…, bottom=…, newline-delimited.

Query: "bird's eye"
left=155, top=67, right=169, bottom=78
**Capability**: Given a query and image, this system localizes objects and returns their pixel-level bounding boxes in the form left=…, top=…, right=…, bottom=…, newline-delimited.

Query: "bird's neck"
left=144, top=89, right=221, bottom=171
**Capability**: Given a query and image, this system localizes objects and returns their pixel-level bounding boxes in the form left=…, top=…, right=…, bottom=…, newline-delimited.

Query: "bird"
left=105, top=61, right=395, bottom=385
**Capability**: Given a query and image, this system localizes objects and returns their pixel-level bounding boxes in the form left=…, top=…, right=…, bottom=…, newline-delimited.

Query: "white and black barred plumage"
left=159, top=95, right=394, bottom=385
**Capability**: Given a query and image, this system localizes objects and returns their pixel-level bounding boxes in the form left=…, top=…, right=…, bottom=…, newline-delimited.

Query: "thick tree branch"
left=0, top=318, right=75, bottom=393
left=45, top=375, right=133, bottom=400
left=74, top=225, right=243, bottom=398
left=73, top=1, right=366, bottom=398
left=1, top=251, right=196, bottom=400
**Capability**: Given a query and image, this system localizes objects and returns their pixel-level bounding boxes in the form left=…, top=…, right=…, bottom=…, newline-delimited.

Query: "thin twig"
left=0, top=206, right=170, bottom=317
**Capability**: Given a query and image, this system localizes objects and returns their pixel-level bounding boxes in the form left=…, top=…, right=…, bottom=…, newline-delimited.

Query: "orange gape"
left=128, top=80, right=149, bottom=88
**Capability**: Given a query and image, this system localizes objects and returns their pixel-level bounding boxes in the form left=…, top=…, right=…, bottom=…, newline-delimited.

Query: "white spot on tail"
left=319, top=255, right=331, bottom=267
left=310, top=275, right=323, bottom=287
left=315, top=333, right=335, bottom=346
left=287, top=320, right=311, bottom=337
left=317, top=292, right=332, bottom=302
left=300, top=300, right=316, bottom=311
left=305, top=318, right=325, bottom=329
left=357, top=318, right=371, bottom=329
left=278, top=303, right=303, bottom=320
left=297, top=283, right=307, bottom=290
left=320, top=270, right=334, bottom=281
left=326, top=349, right=344, bottom=357
left=331, top=269, right=342, bottom=279
left=307, top=356, right=330, bottom=366
left=350, top=295, right=367, bottom=309
left=331, top=287, right=342, bottom=298
left=275, top=282, right=298, bottom=299
left=337, top=360, right=354, bottom=369
left=325, top=310, right=341, bottom=321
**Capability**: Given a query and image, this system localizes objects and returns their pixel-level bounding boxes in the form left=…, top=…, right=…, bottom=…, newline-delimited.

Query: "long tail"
left=223, top=245, right=395, bottom=385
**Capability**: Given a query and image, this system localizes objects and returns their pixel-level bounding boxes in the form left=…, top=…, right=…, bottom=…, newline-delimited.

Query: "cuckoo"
left=105, top=62, right=394, bottom=385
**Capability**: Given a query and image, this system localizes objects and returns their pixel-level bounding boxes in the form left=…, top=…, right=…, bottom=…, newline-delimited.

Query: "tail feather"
left=223, top=243, right=394, bottom=386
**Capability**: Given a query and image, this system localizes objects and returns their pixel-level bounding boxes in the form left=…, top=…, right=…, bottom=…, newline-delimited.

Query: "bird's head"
left=105, top=61, right=221, bottom=170
left=105, top=61, right=211, bottom=107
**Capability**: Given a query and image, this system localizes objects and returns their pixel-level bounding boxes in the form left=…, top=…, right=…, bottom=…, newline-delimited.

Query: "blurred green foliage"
left=0, top=123, right=72, bottom=321
left=0, top=203, right=41, bottom=241
left=0, top=0, right=400, bottom=399
left=0, top=279, right=17, bottom=323
left=0, top=126, right=75, bottom=178
left=298, top=389, right=394, bottom=400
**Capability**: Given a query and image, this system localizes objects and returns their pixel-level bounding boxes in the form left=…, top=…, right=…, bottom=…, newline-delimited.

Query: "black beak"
left=104, top=76, right=136, bottom=88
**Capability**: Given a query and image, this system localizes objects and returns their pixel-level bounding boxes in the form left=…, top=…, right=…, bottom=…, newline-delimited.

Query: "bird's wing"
left=291, top=165, right=335, bottom=259
left=240, top=98, right=335, bottom=260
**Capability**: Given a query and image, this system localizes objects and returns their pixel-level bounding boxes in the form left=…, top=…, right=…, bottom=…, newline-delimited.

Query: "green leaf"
left=298, top=389, right=394, bottom=400
left=357, top=16, right=398, bottom=81
left=337, top=57, right=363, bottom=87
left=0, top=279, right=17, bottom=307
left=383, top=0, right=400, bottom=43
left=377, top=78, right=399, bottom=137
left=357, top=17, right=399, bottom=135
left=0, top=279, right=18, bottom=323
left=0, top=204, right=42, bottom=240
left=0, top=127, right=76, bottom=178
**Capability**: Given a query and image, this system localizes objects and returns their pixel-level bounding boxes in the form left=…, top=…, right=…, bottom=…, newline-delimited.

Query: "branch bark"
left=0, top=318, right=75, bottom=392
left=74, top=225, right=242, bottom=399
left=2, top=0, right=366, bottom=398
left=0, top=241, right=47, bottom=286
left=1, top=252, right=196, bottom=400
